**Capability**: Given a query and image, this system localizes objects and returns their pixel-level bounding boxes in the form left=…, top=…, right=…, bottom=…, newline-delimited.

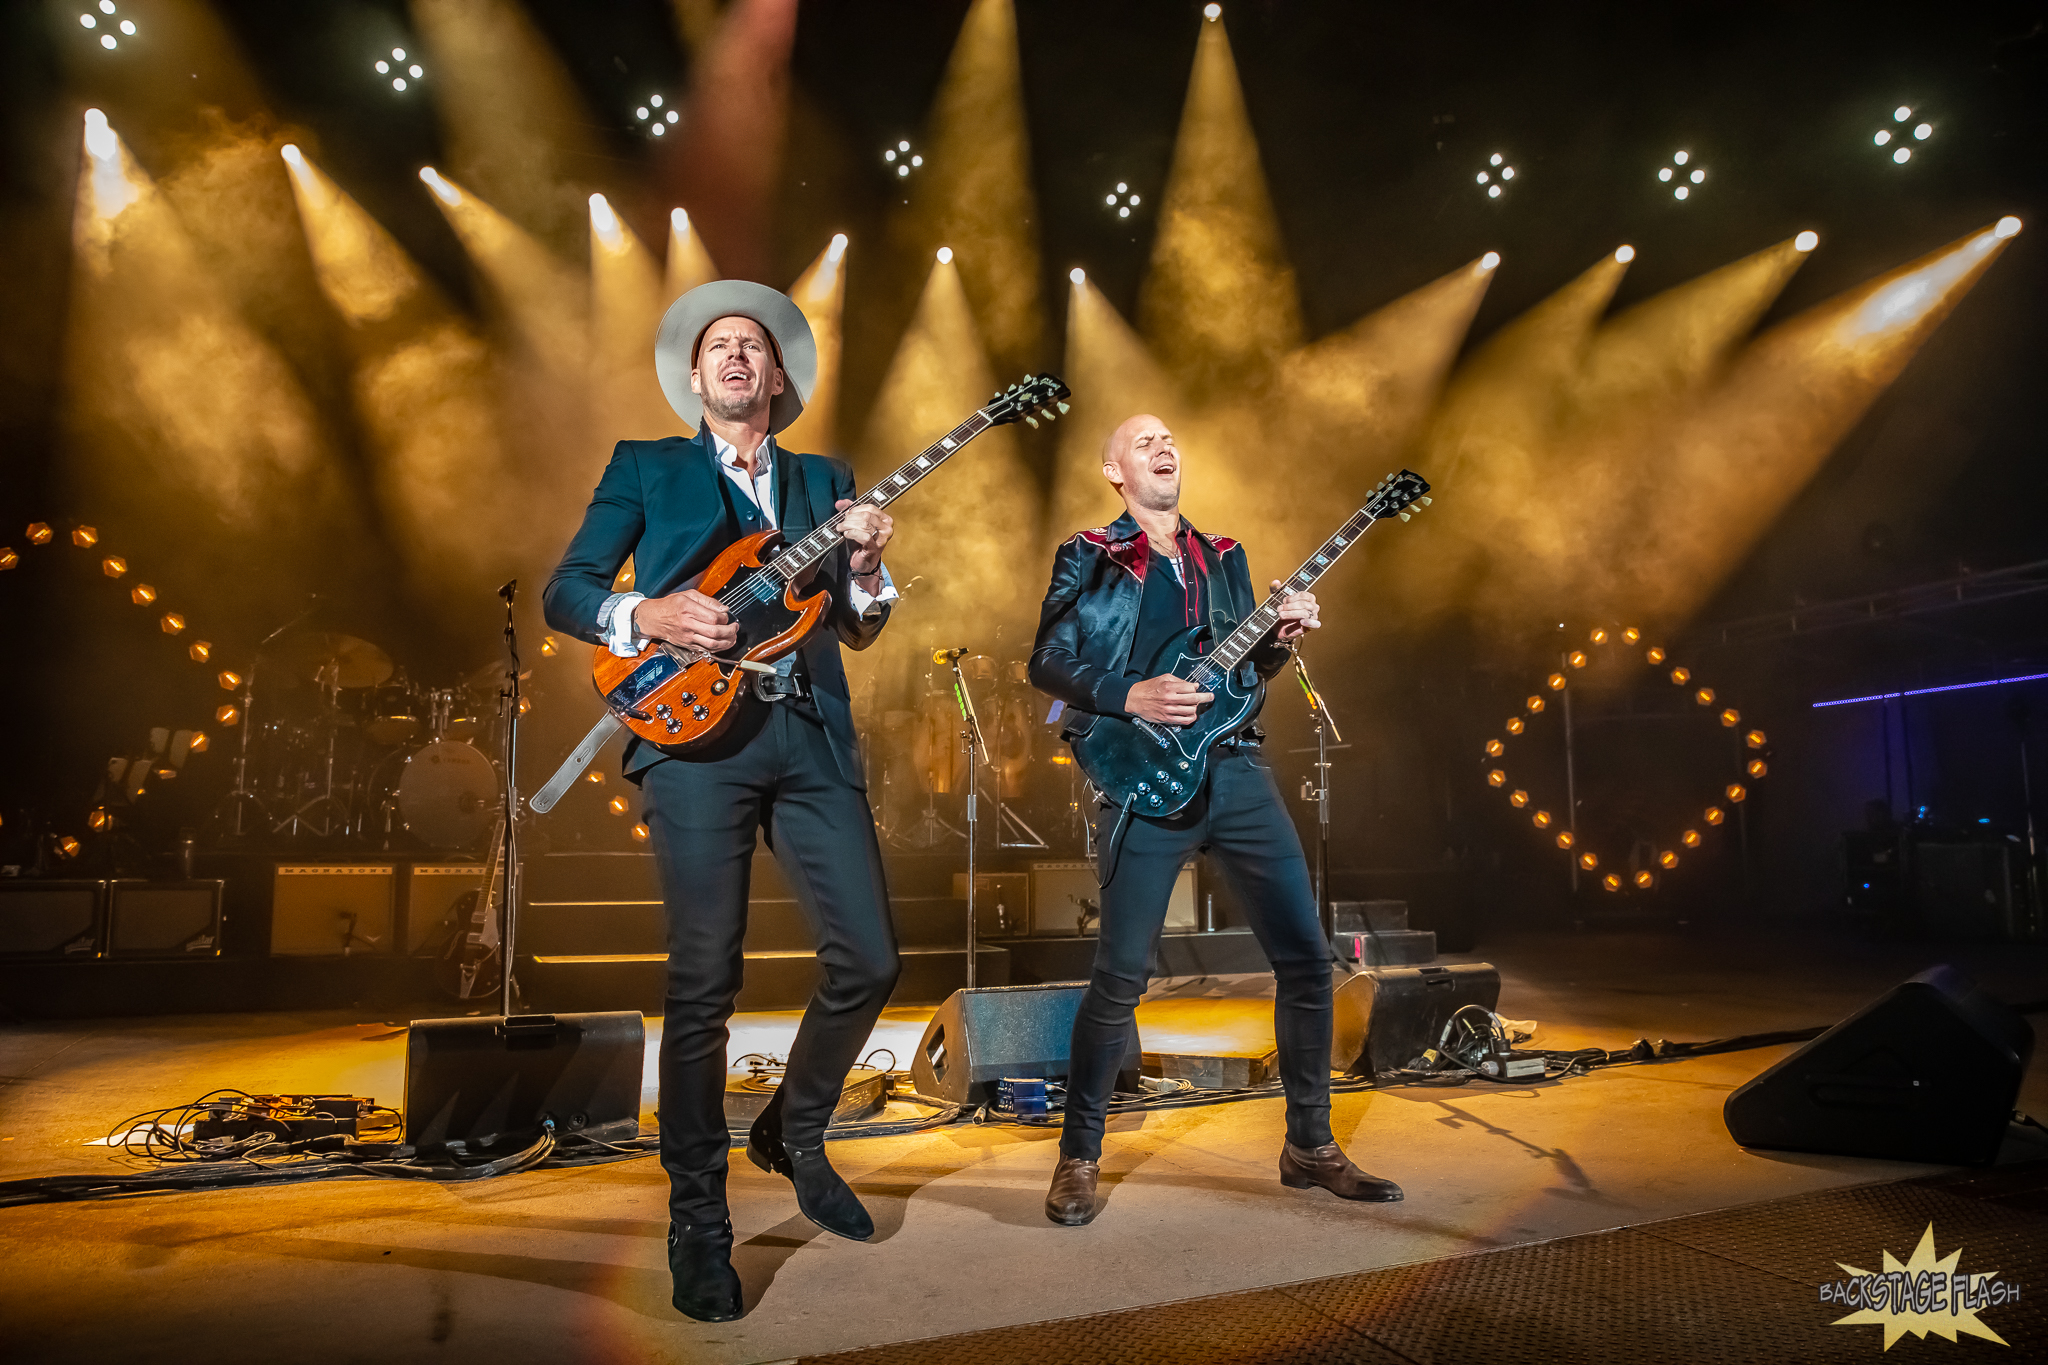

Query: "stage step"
left=993, top=927, right=1274, bottom=984
left=520, top=895, right=975, bottom=955
left=520, top=945, right=1010, bottom=1013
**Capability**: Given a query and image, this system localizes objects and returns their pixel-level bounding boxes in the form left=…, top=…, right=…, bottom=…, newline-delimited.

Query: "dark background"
left=2, top=1, right=2043, bottom=932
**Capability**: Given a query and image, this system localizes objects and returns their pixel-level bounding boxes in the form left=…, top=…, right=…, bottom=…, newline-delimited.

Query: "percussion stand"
left=211, top=602, right=316, bottom=841
left=946, top=654, right=993, bottom=988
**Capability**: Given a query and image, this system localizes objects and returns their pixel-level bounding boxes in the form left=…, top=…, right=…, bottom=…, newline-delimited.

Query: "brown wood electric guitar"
left=589, top=374, right=1070, bottom=752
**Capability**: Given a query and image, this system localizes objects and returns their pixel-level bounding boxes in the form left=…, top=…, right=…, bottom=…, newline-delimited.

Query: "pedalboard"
left=191, top=1094, right=374, bottom=1142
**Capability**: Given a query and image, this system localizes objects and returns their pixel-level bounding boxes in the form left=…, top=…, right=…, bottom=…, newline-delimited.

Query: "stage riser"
left=0, top=957, right=441, bottom=1020
left=995, top=928, right=1274, bottom=984
left=521, top=946, right=1011, bottom=1014
left=521, top=895, right=974, bottom=956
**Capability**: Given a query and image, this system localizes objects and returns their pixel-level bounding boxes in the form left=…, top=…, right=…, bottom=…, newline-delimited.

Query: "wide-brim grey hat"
left=653, top=279, right=817, bottom=435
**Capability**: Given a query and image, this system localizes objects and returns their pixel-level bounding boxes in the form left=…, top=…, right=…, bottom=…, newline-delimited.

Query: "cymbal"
left=462, top=659, right=533, bottom=695
left=274, top=632, right=393, bottom=689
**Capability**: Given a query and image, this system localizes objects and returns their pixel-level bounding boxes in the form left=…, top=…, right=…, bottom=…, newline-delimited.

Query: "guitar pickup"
left=1133, top=719, right=1172, bottom=748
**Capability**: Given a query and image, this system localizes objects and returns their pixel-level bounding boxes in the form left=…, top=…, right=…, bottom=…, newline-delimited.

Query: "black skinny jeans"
left=1060, top=749, right=1335, bottom=1160
left=637, top=699, right=900, bottom=1225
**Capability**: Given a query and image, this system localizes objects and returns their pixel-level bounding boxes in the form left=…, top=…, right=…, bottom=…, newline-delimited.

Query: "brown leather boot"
left=1279, top=1141, right=1404, bottom=1202
left=1044, top=1155, right=1101, bottom=1225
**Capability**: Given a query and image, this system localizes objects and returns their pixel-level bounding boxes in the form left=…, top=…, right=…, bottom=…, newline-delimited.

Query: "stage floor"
left=4, top=926, right=2045, bottom=1364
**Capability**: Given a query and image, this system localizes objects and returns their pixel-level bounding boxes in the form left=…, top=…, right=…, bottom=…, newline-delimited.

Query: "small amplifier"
left=0, top=880, right=104, bottom=959
left=1029, top=861, right=1196, bottom=936
left=407, top=864, right=485, bottom=954
left=271, top=865, right=395, bottom=956
left=108, top=880, right=223, bottom=957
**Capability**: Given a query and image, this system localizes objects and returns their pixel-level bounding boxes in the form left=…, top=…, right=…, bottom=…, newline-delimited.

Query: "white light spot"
left=1874, top=130, right=1891, bottom=146
left=936, top=246, right=953, bottom=264
left=1204, top=2, right=1221, bottom=18
left=409, top=64, right=422, bottom=77
left=1487, top=184, right=1500, bottom=198
left=651, top=123, right=665, bottom=137
left=1893, top=105, right=1911, bottom=122
left=897, top=164, right=908, bottom=177
left=1479, top=251, right=1500, bottom=270
left=910, top=154, right=922, bottom=166
left=1499, top=167, right=1513, bottom=180
left=1674, top=185, right=1689, bottom=199
left=1116, top=182, right=1128, bottom=193
left=1118, top=206, right=1130, bottom=217
left=101, top=33, right=115, bottom=48
left=636, top=106, right=648, bottom=120
left=393, top=77, right=406, bottom=90
left=1129, top=193, right=1140, bottom=205
left=1894, top=147, right=1910, bottom=164
left=665, top=110, right=677, bottom=124
left=83, top=108, right=117, bottom=160
left=1673, top=150, right=1689, bottom=165
left=1658, top=167, right=1673, bottom=181
left=828, top=232, right=848, bottom=260
left=1069, top=267, right=1086, bottom=285
left=898, top=140, right=910, bottom=151
left=1690, top=168, right=1705, bottom=184
left=376, top=59, right=389, bottom=73
left=1794, top=230, right=1819, bottom=252
left=1913, top=122, right=1931, bottom=140
left=886, top=150, right=897, bottom=162
left=1615, top=244, right=1635, bottom=263
left=1476, top=171, right=1489, bottom=184
left=120, top=18, right=134, bottom=34
left=392, top=47, right=404, bottom=60
left=1994, top=216, right=2022, bottom=238
left=100, top=0, right=115, bottom=12
left=81, top=14, right=96, bottom=28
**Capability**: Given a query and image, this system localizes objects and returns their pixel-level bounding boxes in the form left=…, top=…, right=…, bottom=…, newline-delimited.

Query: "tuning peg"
left=1418, top=496, right=1432, bottom=506
left=1398, top=511, right=1411, bottom=521
left=1024, top=415, right=1039, bottom=428
left=1042, top=408, right=1058, bottom=422
left=1057, top=401, right=1071, bottom=414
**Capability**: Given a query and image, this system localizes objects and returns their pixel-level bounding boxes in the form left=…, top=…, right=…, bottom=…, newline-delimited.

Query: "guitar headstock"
left=985, top=373, right=1072, bottom=429
left=1366, top=469, right=1433, bottom=523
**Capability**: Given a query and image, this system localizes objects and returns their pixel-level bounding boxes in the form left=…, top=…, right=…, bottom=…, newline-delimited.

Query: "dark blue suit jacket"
left=542, top=430, right=890, bottom=788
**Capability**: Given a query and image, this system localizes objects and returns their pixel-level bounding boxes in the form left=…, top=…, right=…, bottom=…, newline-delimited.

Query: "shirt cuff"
left=1093, top=673, right=1134, bottom=718
left=848, top=564, right=898, bottom=620
left=600, top=591, right=647, bottom=657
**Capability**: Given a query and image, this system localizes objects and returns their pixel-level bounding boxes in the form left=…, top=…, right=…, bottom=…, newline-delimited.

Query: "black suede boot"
left=747, top=1098, right=875, bottom=1241
left=668, top=1220, right=744, bottom=1321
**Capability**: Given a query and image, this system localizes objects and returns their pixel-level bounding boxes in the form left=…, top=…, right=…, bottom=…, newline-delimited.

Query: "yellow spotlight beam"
left=1626, top=221, right=2018, bottom=625
left=776, top=233, right=849, bottom=454
left=855, top=260, right=1037, bottom=670
left=590, top=193, right=678, bottom=442
left=906, top=0, right=1045, bottom=377
left=1140, top=11, right=1302, bottom=392
left=665, top=207, right=721, bottom=299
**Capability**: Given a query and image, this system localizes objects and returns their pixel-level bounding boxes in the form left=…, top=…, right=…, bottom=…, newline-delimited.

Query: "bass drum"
left=397, top=740, right=498, bottom=850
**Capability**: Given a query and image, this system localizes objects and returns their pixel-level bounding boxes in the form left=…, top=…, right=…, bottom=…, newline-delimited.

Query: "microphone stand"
left=947, top=652, right=992, bottom=988
left=498, top=580, right=527, bottom=1020
left=1290, top=650, right=1348, bottom=947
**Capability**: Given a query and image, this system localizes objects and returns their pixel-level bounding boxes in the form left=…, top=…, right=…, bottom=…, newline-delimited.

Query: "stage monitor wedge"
left=912, top=982, right=1141, bottom=1107
left=1723, top=964, right=2033, bottom=1167
left=404, top=1011, right=644, bottom=1148
left=1332, top=963, right=1501, bottom=1077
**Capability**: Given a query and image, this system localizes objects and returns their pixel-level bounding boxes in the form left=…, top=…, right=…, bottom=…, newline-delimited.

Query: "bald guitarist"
left=1028, top=414, right=1405, bottom=1226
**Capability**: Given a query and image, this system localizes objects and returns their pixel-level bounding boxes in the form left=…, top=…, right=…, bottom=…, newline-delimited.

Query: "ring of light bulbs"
left=1, top=521, right=230, bottom=858
left=1482, top=626, right=1771, bottom=893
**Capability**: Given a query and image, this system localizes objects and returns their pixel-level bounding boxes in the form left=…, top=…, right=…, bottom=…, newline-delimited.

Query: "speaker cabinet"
left=271, top=865, right=395, bottom=956
left=108, top=880, right=223, bottom=957
left=407, top=864, right=485, bottom=955
left=404, top=1011, right=644, bottom=1147
left=1028, top=861, right=1196, bottom=936
left=1332, top=963, right=1502, bottom=1076
left=1724, top=964, right=2033, bottom=1166
left=0, top=880, right=104, bottom=959
left=911, top=982, right=1142, bottom=1107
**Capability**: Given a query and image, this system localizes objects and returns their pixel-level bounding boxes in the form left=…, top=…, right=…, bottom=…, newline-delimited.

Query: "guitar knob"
left=678, top=692, right=696, bottom=705
left=655, top=703, right=672, bottom=718
left=1177, top=761, right=1190, bottom=771
left=1148, top=794, right=1163, bottom=806
left=710, top=679, right=729, bottom=695
left=664, top=720, right=682, bottom=734
left=1170, top=782, right=1184, bottom=794
left=692, top=705, right=709, bottom=720
left=1137, top=781, right=1150, bottom=793
left=1155, top=770, right=1169, bottom=780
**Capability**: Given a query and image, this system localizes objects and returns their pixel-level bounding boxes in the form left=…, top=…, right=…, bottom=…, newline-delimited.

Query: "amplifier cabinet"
left=0, top=880, right=105, bottom=959
left=108, top=880, right=224, bottom=957
left=271, top=865, right=395, bottom=956
left=1028, top=861, right=1196, bottom=936
left=407, top=864, right=485, bottom=955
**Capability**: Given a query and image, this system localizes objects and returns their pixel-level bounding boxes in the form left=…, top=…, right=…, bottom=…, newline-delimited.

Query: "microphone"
left=498, top=579, right=518, bottom=604
left=932, top=647, right=969, bottom=663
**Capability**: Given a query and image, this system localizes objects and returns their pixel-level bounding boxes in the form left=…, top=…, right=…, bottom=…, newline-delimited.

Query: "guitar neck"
left=1204, top=506, right=1378, bottom=675
left=771, top=412, right=995, bottom=581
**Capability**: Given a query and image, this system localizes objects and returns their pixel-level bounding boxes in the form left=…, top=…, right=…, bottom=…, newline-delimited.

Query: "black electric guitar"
left=1069, top=470, right=1432, bottom=817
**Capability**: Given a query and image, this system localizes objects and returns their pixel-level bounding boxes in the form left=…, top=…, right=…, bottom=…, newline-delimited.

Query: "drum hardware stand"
left=1288, top=650, right=1351, bottom=947
left=272, top=662, right=350, bottom=839
left=991, top=683, right=1049, bottom=851
left=943, top=649, right=992, bottom=988
left=210, top=601, right=317, bottom=841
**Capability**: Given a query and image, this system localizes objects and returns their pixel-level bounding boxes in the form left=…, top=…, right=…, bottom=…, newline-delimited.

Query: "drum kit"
left=865, top=646, right=1093, bottom=854
left=210, top=630, right=514, bottom=852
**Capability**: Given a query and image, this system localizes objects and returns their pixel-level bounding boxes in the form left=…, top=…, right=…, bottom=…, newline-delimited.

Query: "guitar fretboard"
left=771, top=411, right=995, bottom=581
left=1190, top=504, right=1379, bottom=685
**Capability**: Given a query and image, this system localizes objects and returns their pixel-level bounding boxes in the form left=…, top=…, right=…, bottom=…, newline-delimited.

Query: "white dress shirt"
left=599, top=431, right=898, bottom=657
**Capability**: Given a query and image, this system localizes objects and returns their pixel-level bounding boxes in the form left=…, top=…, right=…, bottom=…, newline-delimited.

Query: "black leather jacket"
left=1028, top=510, right=1293, bottom=741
